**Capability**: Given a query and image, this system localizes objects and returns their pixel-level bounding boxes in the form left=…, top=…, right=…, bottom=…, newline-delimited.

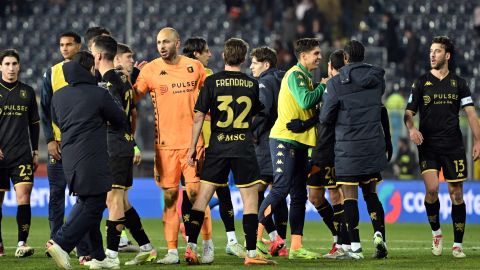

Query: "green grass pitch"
left=0, top=217, right=479, bottom=269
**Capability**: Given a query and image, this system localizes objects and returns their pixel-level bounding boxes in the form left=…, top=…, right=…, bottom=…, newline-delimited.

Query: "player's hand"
left=33, top=152, right=39, bottom=172
left=0, top=148, right=4, bottom=160
left=187, top=147, right=197, bottom=166
left=134, top=61, right=148, bottom=70
left=47, top=141, right=61, bottom=160
left=286, top=119, right=306, bottom=133
left=386, top=139, right=393, bottom=162
left=473, top=141, right=480, bottom=161
left=133, top=146, right=142, bottom=165
left=409, top=128, right=423, bottom=145
left=320, top=77, right=329, bottom=84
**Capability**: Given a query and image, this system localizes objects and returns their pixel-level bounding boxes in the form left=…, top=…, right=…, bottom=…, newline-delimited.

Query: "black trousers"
left=53, top=193, right=107, bottom=261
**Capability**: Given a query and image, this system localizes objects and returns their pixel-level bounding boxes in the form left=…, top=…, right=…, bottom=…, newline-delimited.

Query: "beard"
left=431, top=58, right=447, bottom=70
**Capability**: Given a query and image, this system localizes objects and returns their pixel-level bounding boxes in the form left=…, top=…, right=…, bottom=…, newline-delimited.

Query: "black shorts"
left=307, top=164, right=337, bottom=189
left=201, top=155, right=261, bottom=187
left=108, top=157, right=133, bottom=190
left=0, top=163, right=34, bottom=191
left=418, top=149, right=467, bottom=182
left=259, top=175, right=273, bottom=185
left=336, top=172, right=383, bottom=186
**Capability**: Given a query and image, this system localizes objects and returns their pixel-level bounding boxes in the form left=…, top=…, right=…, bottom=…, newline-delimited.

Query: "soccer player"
left=39, top=31, right=91, bottom=264
left=91, top=35, right=157, bottom=267
left=249, top=46, right=289, bottom=257
left=47, top=51, right=125, bottom=270
left=0, top=49, right=39, bottom=258
left=181, top=37, right=245, bottom=257
left=294, top=50, right=351, bottom=259
left=134, top=27, right=213, bottom=264
left=84, top=26, right=111, bottom=51
left=114, top=42, right=146, bottom=85
left=320, top=40, right=388, bottom=260
left=259, top=38, right=325, bottom=260
left=404, top=36, right=480, bottom=258
left=185, top=37, right=275, bottom=266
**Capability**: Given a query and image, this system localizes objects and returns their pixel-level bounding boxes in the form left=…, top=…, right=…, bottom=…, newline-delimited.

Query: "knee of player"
left=163, top=189, right=179, bottom=207
left=425, top=189, right=439, bottom=199
left=328, top=189, right=342, bottom=204
left=308, top=192, right=324, bottom=207
left=449, top=189, right=464, bottom=204
left=187, top=190, right=198, bottom=203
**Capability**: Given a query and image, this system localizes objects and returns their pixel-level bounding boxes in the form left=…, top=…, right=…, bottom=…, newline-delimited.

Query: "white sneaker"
left=89, top=257, right=120, bottom=269
left=432, top=235, right=443, bottom=256
left=15, top=244, right=35, bottom=258
left=323, top=248, right=345, bottom=259
left=46, top=240, right=72, bottom=269
left=125, top=248, right=157, bottom=265
left=156, top=251, right=180, bottom=264
left=226, top=242, right=246, bottom=258
left=201, top=243, right=214, bottom=264
left=452, top=247, right=466, bottom=258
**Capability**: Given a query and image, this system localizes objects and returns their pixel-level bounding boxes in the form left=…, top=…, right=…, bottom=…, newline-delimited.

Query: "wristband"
left=134, top=146, right=141, bottom=155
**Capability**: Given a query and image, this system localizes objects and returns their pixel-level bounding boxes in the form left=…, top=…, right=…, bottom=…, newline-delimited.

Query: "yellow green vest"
left=269, top=65, right=317, bottom=146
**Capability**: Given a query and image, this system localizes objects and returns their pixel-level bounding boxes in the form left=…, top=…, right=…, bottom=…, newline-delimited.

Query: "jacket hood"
left=63, top=61, right=98, bottom=86
left=338, top=63, right=385, bottom=88
left=260, top=68, right=285, bottom=81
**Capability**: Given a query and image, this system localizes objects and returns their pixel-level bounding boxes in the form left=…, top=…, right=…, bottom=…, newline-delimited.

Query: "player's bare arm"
left=404, top=109, right=423, bottom=145
left=464, top=106, right=480, bottom=160
left=187, top=111, right=206, bottom=166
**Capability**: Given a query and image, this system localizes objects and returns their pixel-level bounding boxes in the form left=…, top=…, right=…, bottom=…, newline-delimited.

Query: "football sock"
left=187, top=209, right=205, bottom=245
left=364, top=192, right=386, bottom=241
left=424, top=199, right=441, bottom=231
left=243, top=214, right=258, bottom=251
left=17, top=204, right=31, bottom=243
left=106, top=218, right=125, bottom=252
left=343, top=199, right=360, bottom=243
left=124, top=207, right=150, bottom=246
left=451, top=202, right=466, bottom=243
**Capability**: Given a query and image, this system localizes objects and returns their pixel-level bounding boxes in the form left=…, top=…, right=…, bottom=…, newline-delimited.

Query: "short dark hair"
left=294, top=38, right=321, bottom=59
left=329, top=49, right=345, bottom=70
left=92, top=35, right=117, bottom=61
left=250, top=46, right=277, bottom=67
left=84, top=26, right=111, bottom=45
left=0, top=49, right=20, bottom=64
left=60, top=31, right=81, bottom=44
left=71, top=51, right=94, bottom=72
left=344, top=40, right=365, bottom=62
left=117, top=43, right=133, bottom=55
left=223, top=38, right=249, bottom=66
left=182, top=37, right=207, bottom=59
left=432, top=36, right=454, bottom=57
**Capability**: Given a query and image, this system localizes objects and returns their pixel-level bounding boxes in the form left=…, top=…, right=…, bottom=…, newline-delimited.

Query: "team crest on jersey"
left=120, top=74, right=128, bottom=83
left=19, top=89, right=27, bottom=99
left=187, top=65, right=194, bottom=73
left=450, top=79, right=457, bottom=88
left=423, top=95, right=431, bottom=105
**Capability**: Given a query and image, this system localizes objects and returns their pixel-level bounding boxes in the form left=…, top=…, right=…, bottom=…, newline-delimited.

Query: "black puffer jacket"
left=320, top=62, right=387, bottom=176
left=251, top=68, right=284, bottom=176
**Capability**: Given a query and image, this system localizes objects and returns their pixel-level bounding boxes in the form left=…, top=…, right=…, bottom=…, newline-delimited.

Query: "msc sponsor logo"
left=217, top=133, right=246, bottom=142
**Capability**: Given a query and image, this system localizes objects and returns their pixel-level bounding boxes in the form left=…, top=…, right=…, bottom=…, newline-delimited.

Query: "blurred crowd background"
left=1, top=0, right=480, bottom=180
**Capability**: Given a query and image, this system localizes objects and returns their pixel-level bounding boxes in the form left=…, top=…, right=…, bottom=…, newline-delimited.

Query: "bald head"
left=157, top=27, right=180, bottom=41
left=157, top=27, right=180, bottom=62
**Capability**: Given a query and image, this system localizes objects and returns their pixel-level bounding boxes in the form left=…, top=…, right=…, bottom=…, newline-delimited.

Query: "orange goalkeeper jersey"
left=135, top=55, right=206, bottom=149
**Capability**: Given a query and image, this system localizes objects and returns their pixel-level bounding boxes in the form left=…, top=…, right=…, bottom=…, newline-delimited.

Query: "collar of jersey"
left=296, top=63, right=312, bottom=78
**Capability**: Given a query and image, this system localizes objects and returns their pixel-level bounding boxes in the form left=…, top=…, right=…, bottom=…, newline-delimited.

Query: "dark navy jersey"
left=0, top=81, right=39, bottom=167
left=311, top=122, right=335, bottom=166
left=101, top=69, right=135, bottom=157
left=406, top=72, right=473, bottom=151
left=195, top=70, right=262, bottom=157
